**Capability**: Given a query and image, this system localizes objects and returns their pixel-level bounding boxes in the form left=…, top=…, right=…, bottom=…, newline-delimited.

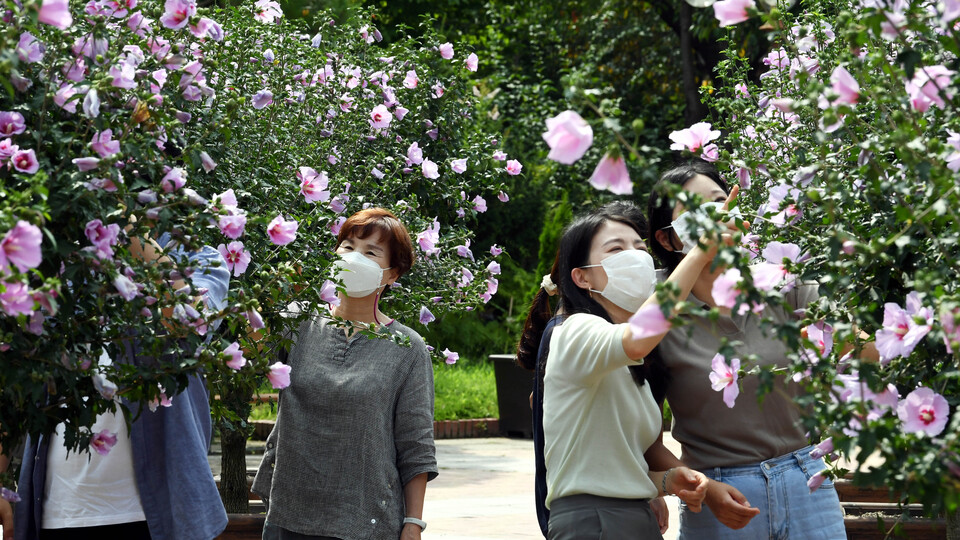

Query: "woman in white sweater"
left=516, top=196, right=737, bottom=539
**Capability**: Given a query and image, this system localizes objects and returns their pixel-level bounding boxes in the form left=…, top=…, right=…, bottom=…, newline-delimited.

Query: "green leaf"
left=897, top=49, right=922, bottom=79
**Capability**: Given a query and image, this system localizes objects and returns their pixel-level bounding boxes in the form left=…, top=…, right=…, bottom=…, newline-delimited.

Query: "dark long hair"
left=647, top=161, right=729, bottom=274
left=516, top=202, right=645, bottom=368
left=516, top=201, right=668, bottom=396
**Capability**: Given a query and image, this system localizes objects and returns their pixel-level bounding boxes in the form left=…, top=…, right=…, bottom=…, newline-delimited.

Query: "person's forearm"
left=644, top=438, right=685, bottom=471
left=645, top=436, right=687, bottom=498
left=622, top=248, right=712, bottom=359
left=402, top=473, right=427, bottom=519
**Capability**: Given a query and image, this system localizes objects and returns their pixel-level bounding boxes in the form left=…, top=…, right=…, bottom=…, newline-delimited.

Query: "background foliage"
left=0, top=0, right=507, bottom=498
left=687, top=0, right=960, bottom=518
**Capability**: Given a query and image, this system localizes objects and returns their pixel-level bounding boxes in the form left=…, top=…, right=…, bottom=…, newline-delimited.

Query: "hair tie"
left=540, top=274, right=558, bottom=296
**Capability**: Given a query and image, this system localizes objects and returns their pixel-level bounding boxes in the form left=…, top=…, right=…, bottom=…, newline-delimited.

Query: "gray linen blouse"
left=252, top=313, right=438, bottom=540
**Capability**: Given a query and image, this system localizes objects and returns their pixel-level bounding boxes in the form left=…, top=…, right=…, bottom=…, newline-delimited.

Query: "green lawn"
left=433, top=359, right=498, bottom=421
left=248, top=358, right=498, bottom=422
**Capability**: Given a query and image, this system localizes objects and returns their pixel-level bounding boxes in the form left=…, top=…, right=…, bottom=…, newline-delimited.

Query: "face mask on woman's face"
left=334, top=251, right=391, bottom=298
left=669, top=202, right=741, bottom=254
left=580, top=249, right=657, bottom=313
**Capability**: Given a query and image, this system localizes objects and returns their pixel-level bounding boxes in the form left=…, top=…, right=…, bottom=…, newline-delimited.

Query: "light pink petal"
left=711, top=269, right=741, bottom=308
left=628, top=304, right=671, bottom=339
left=542, top=110, right=594, bottom=165
left=267, top=362, right=292, bottom=389
left=588, top=153, right=632, bottom=195
left=39, top=0, right=73, bottom=29
left=751, top=262, right=784, bottom=291
left=722, top=381, right=739, bottom=408
left=713, top=0, right=755, bottom=27
left=830, top=66, right=860, bottom=105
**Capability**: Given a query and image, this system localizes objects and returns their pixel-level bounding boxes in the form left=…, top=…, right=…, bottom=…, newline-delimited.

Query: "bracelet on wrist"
left=661, top=467, right=675, bottom=496
left=403, top=516, right=427, bottom=532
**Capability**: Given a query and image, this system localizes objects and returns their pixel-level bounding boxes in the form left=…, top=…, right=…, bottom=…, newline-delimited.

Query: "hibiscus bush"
left=669, top=0, right=960, bottom=522
left=540, top=0, right=960, bottom=526
left=0, top=0, right=510, bottom=499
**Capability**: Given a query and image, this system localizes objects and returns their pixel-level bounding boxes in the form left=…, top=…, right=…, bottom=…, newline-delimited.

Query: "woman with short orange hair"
left=253, top=208, right=436, bottom=540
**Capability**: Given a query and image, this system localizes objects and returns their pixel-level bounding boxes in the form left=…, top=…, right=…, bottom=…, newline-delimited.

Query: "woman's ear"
left=383, top=267, right=400, bottom=286
left=570, top=267, right=591, bottom=291
left=654, top=229, right=676, bottom=252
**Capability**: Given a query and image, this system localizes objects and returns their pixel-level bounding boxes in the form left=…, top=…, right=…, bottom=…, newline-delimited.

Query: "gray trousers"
left=547, top=494, right=663, bottom=540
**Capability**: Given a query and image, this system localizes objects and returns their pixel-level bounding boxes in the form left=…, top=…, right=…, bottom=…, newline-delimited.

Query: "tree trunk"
left=948, top=507, right=960, bottom=540
left=219, top=423, right=249, bottom=513
left=217, top=384, right=254, bottom=513
left=679, top=1, right=707, bottom=125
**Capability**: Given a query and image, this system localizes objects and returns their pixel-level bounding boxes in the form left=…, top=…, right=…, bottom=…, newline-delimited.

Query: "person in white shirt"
left=516, top=195, right=738, bottom=539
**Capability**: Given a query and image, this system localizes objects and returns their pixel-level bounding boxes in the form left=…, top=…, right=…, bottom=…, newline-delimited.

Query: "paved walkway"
left=212, top=433, right=881, bottom=539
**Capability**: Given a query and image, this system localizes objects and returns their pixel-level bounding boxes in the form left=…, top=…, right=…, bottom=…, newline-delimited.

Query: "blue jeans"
left=679, top=446, right=846, bottom=540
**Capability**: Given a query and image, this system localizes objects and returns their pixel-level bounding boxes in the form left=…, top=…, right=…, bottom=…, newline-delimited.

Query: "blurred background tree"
left=201, top=0, right=777, bottom=361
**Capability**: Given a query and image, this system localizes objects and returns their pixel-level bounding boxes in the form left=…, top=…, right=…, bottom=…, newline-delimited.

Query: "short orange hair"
left=336, top=208, right=415, bottom=277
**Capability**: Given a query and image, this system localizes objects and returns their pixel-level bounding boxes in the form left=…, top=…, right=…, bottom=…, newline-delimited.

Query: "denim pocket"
left=802, top=457, right=836, bottom=491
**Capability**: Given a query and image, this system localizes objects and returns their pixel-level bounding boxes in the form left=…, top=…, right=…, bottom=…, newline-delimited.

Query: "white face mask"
left=581, top=249, right=657, bottom=313
left=669, top=202, right=742, bottom=254
left=333, top=251, right=390, bottom=298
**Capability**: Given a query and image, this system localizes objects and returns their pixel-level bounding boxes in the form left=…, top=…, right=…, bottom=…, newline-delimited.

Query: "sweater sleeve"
left=549, top=314, right=637, bottom=387
left=393, top=333, right=438, bottom=485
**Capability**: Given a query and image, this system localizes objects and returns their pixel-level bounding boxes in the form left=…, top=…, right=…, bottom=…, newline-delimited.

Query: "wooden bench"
left=836, top=479, right=947, bottom=539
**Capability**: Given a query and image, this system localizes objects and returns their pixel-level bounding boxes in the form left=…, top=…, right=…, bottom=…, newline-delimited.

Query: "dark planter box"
left=836, top=479, right=947, bottom=539
left=490, top=354, right=533, bottom=438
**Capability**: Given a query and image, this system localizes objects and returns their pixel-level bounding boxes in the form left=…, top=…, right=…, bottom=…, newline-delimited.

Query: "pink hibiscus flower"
left=267, top=215, right=298, bottom=246
left=897, top=387, right=949, bottom=437
left=542, top=110, right=593, bottom=165
left=267, top=362, right=292, bottom=389
left=217, top=241, right=251, bottom=276
left=223, top=342, right=246, bottom=370
left=713, top=0, right=755, bottom=27
left=875, top=292, right=933, bottom=364
left=90, top=430, right=118, bottom=456
left=628, top=304, right=671, bottom=339
left=588, top=153, right=632, bottom=195
left=159, top=0, right=196, bottom=30
left=1, top=220, right=43, bottom=273
left=709, top=354, right=740, bottom=408
left=669, top=122, right=720, bottom=153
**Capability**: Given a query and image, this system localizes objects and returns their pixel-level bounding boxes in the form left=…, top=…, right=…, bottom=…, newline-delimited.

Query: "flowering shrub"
left=0, top=0, right=509, bottom=494
left=543, top=0, right=960, bottom=519
left=680, top=0, right=960, bottom=517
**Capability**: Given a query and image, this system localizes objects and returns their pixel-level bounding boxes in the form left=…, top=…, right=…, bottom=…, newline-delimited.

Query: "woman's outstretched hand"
left=700, top=184, right=748, bottom=256
left=667, top=467, right=709, bottom=512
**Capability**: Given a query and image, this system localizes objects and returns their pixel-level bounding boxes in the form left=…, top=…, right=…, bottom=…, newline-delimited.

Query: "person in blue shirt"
left=1, top=233, right=230, bottom=540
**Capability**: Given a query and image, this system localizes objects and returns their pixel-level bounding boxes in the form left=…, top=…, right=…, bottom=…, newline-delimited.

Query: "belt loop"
left=714, top=467, right=722, bottom=483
